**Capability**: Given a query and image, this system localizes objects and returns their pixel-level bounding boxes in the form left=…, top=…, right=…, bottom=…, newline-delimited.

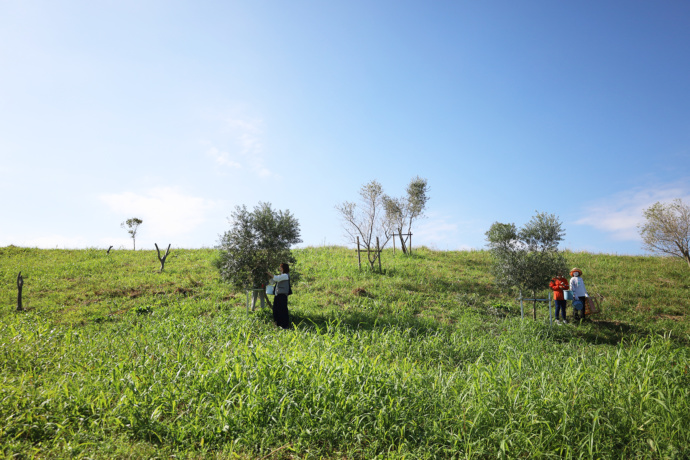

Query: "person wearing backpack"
left=569, top=268, right=588, bottom=321
left=267, top=263, right=292, bottom=329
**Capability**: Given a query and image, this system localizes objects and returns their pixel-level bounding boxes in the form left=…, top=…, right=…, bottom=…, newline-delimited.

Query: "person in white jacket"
left=569, top=268, right=588, bottom=321
left=267, top=263, right=292, bottom=329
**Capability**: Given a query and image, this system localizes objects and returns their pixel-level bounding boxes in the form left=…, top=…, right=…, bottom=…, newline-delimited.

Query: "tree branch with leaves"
left=383, top=176, right=429, bottom=254
left=335, top=180, right=393, bottom=270
left=638, top=198, right=690, bottom=268
left=215, top=202, right=302, bottom=290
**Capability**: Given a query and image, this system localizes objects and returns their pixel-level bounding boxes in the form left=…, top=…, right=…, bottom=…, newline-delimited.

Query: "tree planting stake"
left=17, top=272, right=23, bottom=311
left=518, top=292, right=553, bottom=326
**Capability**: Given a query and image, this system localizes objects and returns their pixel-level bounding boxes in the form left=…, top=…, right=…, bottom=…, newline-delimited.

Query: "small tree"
left=335, top=180, right=393, bottom=270
left=121, top=217, right=143, bottom=250
left=383, top=176, right=429, bottom=254
left=215, top=202, right=302, bottom=290
left=486, top=212, right=568, bottom=319
left=638, top=198, right=690, bottom=268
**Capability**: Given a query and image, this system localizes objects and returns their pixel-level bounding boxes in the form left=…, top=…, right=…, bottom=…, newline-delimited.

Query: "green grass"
left=1, top=246, right=689, bottom=458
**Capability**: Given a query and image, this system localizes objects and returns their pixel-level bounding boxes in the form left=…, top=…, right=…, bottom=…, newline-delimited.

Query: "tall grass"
left=1, top=246, right=689, bottom=458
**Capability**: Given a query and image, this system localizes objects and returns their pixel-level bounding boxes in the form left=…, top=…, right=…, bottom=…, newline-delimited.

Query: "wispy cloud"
left=576, top=184, right=690, bottom=240
left=100, top=187, right=218, bottom=242
left=206, top=146, right=242, bottom=169
left=204, top=117, right=272, bottom=178
left=414, top=214, right=483, bottom=250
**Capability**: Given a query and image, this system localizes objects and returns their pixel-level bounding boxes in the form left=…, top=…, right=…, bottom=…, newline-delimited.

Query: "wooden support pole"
left=16, top=272, right=23, bottom=311
left=393, top=232, right=412, bottom=255
left=376, top=237, right=382, bottom=272
left=357, top=236, right=361, bottom=270
left=517, top=293, right=553, bottom=323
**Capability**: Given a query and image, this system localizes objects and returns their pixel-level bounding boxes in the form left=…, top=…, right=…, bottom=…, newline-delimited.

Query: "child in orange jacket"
left=549, top=274, right=569, bottom=324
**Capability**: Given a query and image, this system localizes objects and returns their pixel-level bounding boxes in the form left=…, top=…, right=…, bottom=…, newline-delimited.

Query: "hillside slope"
left=1, top=246, right=689, bottom=458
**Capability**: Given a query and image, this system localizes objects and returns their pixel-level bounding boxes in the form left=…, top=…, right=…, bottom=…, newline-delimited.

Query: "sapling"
left=121, top=217, right=143, bottom=250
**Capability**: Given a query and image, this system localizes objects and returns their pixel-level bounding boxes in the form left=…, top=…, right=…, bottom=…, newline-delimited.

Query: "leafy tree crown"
left=215, top=202, right=302, bottom=289
left=486, top=212, right=567, bottom=296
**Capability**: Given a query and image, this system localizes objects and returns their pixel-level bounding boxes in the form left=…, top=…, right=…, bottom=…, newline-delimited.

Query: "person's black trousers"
left=273, top=294, right=291, bottom=329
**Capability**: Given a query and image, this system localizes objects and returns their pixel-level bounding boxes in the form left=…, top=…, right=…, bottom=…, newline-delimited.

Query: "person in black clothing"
left=267, top=263, right=291, bottom=329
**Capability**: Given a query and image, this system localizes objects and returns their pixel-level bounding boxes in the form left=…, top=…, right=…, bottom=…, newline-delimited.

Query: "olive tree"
left=638, top=198, right=690, bottom=268
left=486, top=212, right=568, bottom=319
left=121, top=217, right=143, bottom=250
left=335, top=180, right=393, bottom=270
left=383, top=176, right=429, bottom=254
left=215, top=202, right=302, bottom=290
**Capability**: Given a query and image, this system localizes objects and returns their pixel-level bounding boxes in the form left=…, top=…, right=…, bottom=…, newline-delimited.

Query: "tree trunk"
left=398, top=232, right=407, bottom=254
left=367, top=246, right=376, bottom=270
left=155, top=243, right=171, bottom=272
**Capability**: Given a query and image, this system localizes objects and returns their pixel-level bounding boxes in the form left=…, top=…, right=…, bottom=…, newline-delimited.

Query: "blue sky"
left=1, top=1, right=689, bottom=254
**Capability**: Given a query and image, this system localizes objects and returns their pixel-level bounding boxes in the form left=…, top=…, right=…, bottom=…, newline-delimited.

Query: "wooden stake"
left=376, top=237, right=382, bottom=272
left=16, top=272, right=23, bottom=311
left=357, top=236, right=361, bottom=270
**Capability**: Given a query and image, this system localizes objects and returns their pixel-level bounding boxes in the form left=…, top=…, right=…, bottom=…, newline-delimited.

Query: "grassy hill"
left=1, top=246, right=689, bottom=458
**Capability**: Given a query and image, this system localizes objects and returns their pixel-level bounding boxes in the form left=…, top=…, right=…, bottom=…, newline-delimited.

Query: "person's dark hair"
left=280, top=262, right=290, bottom=274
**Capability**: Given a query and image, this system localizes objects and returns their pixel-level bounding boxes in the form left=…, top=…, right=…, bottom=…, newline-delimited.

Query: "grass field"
left=1, top=245, right=689, bottom=458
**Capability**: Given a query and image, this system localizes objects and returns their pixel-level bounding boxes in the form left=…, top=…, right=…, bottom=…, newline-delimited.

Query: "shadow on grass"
left=576, top=318, right=687, bottom=346
left=284, top=309, right=447, bottom=335
left=256, top=297, right=690, bottom=349
left=537, top=316, right=689, bottom=347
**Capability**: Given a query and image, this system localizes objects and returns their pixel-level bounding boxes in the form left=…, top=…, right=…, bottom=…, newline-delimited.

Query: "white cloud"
left=100, top=187, right=219, bottom=241
left=576, top=185, right=690, bottom=240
